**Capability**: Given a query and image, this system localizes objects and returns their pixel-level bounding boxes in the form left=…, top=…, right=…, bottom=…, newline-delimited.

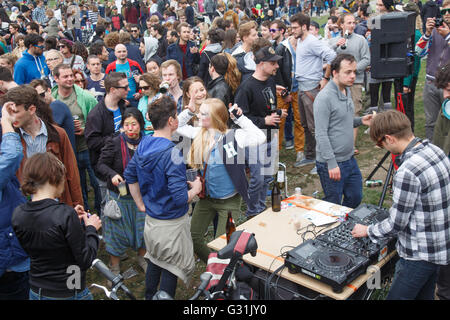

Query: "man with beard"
left=234, top=46, right=286, bottom=219
left=13, top=34, right=50, bottom=85
left=290, top=13, right=336, bottom=172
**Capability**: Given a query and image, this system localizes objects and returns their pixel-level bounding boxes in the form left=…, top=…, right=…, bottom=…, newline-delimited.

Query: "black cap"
left=254, top=46, right=282, bottom=64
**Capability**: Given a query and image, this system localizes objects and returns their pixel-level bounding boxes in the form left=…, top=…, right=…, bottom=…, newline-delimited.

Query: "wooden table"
left=207, top=196, right=397, bottom=300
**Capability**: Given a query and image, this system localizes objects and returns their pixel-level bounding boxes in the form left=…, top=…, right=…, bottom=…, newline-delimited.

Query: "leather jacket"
left=12, top=199, right=99, bottom=297
left=207, top=76, right=234, bottom=107
left=274, top=39, right=293, bottom=92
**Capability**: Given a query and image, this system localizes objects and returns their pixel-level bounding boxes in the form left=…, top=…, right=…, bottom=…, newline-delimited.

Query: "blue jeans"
left=29, top=287, right=93, bottom=300
left=316, top=156, right=362, bottom=209
left=284, top=105, right=294, bottom=142
left=0, top=271, right=29, bottom=300
left=74, top=28, right=83, bottom=42
left=386, top=258, right=440, bottom=300
left=145, top=259, right=178, bottom=300
left=76, top=150, right=102, bottom=213
left=246, top=140, right=277, bottom=216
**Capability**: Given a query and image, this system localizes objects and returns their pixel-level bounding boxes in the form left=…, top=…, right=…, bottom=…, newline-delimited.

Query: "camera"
left=435, top=17, right=445, bottom=28
left=159, top=82, right=170, bottom=94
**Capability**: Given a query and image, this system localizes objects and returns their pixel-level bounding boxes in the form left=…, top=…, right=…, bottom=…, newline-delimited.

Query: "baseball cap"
left=254, top=46, right=282, bottom=64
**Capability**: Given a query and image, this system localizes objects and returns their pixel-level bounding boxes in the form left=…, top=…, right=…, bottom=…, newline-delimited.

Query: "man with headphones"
left=351, top=110, right=450, bottom=300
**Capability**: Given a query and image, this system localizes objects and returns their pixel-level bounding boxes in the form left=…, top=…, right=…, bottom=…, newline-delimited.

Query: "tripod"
left=365, top=78, right=405, bottom=208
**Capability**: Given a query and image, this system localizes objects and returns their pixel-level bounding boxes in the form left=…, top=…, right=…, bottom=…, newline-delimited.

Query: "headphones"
left=394, top=137, right=422, bottom=167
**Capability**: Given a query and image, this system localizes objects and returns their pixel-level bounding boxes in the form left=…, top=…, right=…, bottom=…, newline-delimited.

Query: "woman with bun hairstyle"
left=12, top=152, right=102, bottom=300
left=176, top=98, right=266, bottom=263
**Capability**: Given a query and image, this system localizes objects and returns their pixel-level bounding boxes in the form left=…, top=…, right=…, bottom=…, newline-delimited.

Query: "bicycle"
left=90, top=259, right=137, bottom=300
left=153, top=230, right=259, bottom=300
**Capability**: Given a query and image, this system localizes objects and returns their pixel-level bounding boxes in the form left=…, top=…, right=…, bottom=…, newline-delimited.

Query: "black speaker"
left=369, top=12, right=416, bottom=79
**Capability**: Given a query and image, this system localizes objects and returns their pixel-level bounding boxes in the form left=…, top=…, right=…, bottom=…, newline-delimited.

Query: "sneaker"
left=296, top=151, right=305, bottom=163
left=294, top=157, right=315, bottom=168
left=309, top=166, right=317, bottom=175
left=285, top=140, right=294, bottom=150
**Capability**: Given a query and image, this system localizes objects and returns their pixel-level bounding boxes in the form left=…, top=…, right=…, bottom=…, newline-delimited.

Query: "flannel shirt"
left=367, top=140, right=450, bottom=265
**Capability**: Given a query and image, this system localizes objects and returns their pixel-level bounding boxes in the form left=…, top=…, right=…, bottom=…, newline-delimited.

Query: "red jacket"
left=105, top=58, right=143, bottom=75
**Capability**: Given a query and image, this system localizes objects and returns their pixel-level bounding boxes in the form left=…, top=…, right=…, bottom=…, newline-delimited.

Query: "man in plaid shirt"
left=352, top=110, right=450, bottom=300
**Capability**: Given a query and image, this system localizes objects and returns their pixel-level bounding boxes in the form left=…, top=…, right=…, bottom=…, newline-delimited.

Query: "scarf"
left=120, top=132, right=142, bottom=169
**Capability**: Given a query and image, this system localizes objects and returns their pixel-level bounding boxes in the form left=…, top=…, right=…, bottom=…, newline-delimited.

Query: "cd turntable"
left=285, top=203, right=396, bottom=293
left=285, top=240, right=370, bottom=293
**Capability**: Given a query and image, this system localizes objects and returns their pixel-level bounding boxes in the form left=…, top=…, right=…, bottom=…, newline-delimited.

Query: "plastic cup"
left=118, top=181, right=127, bottom=196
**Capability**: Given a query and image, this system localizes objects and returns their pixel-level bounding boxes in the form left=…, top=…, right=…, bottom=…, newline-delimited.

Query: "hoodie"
left=143, top=36, right=159, bottom=63
left=123, top=136, right=189, bottom=220
left=197, top=43, right=222, bottom=86
left=313, top=80, right=363, bottom=169
left=232, top=45, right=256, bottom=83
left=13, top=50, right=50, bottom=85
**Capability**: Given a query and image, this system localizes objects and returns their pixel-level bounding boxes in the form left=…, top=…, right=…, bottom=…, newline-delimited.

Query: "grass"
left=85, top=13, right=429, bottom=300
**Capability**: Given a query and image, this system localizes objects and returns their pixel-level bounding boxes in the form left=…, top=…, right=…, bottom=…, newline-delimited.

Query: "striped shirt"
left=368, top=140, right=450, bottom=265
left=19, top=119, right=48, bottom=158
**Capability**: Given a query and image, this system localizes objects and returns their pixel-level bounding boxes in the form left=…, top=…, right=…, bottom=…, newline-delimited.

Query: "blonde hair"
left=188, top=98, right=229, bottom=169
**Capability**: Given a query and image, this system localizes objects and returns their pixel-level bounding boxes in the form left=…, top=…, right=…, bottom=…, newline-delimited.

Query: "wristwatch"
left=323, top=76, right=330, bottom=81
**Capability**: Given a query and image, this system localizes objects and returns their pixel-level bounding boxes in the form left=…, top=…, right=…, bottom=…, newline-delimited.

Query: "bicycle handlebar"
left=91, top=259, right=136, bottom=300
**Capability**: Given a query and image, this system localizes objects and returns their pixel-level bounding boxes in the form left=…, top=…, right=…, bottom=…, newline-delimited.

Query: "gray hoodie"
left=314, top=80, right=363, bottom=169
left=143, top=36, right=159, bottom=63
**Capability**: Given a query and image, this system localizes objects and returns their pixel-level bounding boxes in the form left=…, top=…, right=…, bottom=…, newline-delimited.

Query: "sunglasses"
left=376, top=136, right=386, bottom=148
left=38, top=92, right=46, bottom=97
left=34, top=44, right=44, bottom=49
left=58, top=45, right=66, bottom=49
left=140, top=85, right=150, bottom=90
left=131, top=30, right=139, bottom=33
left=269, top=28, right=279, bottom=33
left=114, top=85, right=129, bottom=90
left=441, top=8, right=450, bottom=15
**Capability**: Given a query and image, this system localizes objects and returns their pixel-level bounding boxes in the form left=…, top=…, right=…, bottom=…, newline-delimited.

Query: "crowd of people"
left=0, top=0, right=449, bottom=301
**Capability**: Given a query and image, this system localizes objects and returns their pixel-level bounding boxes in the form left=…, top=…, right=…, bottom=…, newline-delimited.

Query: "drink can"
left=118, top=181, right=127, bottom=196
left=365, top=180, right=383, bottom=187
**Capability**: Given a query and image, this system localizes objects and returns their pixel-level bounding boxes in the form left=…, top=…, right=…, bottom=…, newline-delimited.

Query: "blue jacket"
left=0, top=132, right=28, bottom=277
left=166, top=40, right=200, bottom=79
left=13, top=50, right=50, bottom=85
left=123, top=136, right=189, bottom=220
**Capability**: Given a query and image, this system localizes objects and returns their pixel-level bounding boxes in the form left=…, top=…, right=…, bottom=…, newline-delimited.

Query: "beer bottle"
left=225, top=211, right=236, bottom=243
left=276, top=169, right=285, bottom=195
left=272, top=181, right=281, bottom=212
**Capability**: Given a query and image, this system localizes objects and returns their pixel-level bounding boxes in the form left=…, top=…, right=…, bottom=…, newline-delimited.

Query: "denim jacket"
left=0, top=132, right=28, bottom=277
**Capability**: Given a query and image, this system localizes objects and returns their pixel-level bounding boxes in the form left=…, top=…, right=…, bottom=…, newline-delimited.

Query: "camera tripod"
left=365, top=151, right=395, bottom=208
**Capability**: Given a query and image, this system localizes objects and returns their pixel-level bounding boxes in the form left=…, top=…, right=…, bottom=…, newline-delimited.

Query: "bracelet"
left=323, top=77, right=330, bottom=81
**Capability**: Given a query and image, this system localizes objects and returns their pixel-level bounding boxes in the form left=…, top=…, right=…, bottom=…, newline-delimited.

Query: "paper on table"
left=302, top=211, right=338, bottom=226
left=313, top=202, right=348, bottom=217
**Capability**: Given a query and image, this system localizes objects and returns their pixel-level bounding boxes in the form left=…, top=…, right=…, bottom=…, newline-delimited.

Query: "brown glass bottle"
left=272, top=182, right=281, bottom=212
left=225, top=211, right=236, bottom=243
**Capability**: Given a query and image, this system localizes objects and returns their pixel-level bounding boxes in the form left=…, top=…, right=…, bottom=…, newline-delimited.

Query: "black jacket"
left=85, top=98, right=127, bottom=176
left=96, top=134, right=135, bottom=194
left=12, top=199, right=99, bottom=297
left=197, top=45, right=222, bottom=87
left=274, top=40, right=292, bottom=92
left=421, top=1, right=441, bottom=33
left=207, top=76, right=233, bottom=107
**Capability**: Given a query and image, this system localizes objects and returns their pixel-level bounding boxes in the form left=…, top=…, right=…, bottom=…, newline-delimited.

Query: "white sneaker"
left=309, top=166, right=317, bottom=175
left=296, top=151, right=305, bottom=163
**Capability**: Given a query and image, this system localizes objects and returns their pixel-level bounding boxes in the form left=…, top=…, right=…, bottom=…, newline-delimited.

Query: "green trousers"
left=190, top=193, right=242, bottom=263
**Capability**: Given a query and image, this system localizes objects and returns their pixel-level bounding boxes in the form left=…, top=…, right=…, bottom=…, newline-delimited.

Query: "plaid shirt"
left=368, top=140, right=450, bottom=265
